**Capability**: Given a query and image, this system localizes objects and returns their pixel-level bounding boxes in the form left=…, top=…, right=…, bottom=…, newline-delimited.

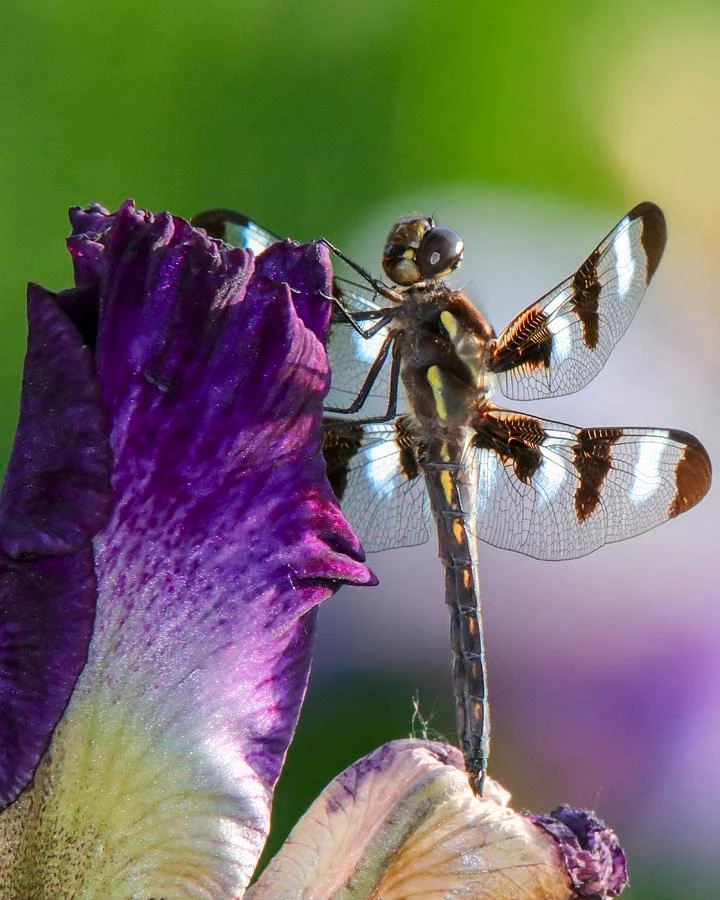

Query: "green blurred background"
left=2, top=1, right=719, bottom=896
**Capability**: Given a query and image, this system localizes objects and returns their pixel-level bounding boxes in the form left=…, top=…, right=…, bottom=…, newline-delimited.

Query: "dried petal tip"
left=533, top=806, right=628, bottom=898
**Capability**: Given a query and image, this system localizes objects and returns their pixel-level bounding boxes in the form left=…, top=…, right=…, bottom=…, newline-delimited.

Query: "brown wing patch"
left=322, top=419, right=364, bottom=501
left=628, top=201, right=667, bottom=280
left=667, top=429, right=712, bottom=517
left=573, top=427, right=623, bottom=522
left=489, top=305, right=553, bottom=373
left=571, top=249, right=602, bottom=350
left=474, top=411, right=545, bottom=483
left=395, top=415, right=423, bottom=480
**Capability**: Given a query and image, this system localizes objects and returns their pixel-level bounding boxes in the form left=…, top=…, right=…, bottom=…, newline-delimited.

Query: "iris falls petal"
left=0, top=286, right=113, bottom=809
left=0, top=202, right=373, bottom=897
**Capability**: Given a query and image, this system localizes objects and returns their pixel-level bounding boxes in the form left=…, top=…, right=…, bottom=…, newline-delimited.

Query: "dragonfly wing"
left=463, top=405, right=710, bottom=560
left=490, top=202, right=666, bottom=400
left=191, top=208, right=280, bottom=255
left=322, top=416, right=431, bottom=552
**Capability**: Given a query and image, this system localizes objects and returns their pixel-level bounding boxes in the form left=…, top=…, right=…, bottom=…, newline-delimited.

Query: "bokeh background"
left=1, top=2, right=718, bottom=896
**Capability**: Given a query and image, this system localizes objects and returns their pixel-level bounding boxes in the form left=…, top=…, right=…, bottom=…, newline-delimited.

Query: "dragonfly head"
left=382, top=216, right=464, bottom=287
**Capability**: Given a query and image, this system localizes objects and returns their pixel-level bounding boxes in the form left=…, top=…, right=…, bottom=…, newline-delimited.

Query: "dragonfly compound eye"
left=382, top=216, right=435, bottom=286
left=416, top=226, right=464, bottom=280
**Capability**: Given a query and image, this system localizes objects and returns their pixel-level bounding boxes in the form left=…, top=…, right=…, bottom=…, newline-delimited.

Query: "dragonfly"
left=192, top=204, right=712, bottom=795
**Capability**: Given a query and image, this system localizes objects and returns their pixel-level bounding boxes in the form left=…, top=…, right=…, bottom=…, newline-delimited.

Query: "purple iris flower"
left=0, top=202, right=373, bottom=894
left=0, top=202, right=628, bottom=898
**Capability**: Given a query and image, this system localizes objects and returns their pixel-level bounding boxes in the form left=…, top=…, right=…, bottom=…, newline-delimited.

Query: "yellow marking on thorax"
left=426, top=365, right=448, bottom=420
left=440, top=310, right=459, bottom=341
left=440, top=310, right=485, bottom=385
left=452, top=520, right=465, bottom=544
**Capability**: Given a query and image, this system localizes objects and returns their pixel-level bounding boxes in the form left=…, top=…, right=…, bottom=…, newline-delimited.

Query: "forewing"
left=322, top=416, right=431, bottom=552
left=464, top=406, right=710, bottom=560
left=326, top=279, right=409, bottom=417
left=490, top=202, right=666, bottom=399
left=191, top=208, right=279, bottom=256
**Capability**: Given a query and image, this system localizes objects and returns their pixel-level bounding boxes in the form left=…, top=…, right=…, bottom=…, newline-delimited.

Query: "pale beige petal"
left=249, top=740, right=583, bottom=900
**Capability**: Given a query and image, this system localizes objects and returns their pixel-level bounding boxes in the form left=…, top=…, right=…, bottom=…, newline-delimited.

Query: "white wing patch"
left=547, top=313, right=573, bottom=363
left=613, top=219, right=635, bottom=302
left=475, top=448, right=501, bottom=514
left=364, top=439, right=399, bottom=501
left=535, top=442, right=568, bottom=506
left=629, top=429, right=671, bottom=505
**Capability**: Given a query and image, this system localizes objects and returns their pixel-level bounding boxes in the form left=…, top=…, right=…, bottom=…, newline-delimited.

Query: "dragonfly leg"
left=380, top=340, right=401, bottom=422
left=326, top=339, right=401, bottom=424
left=325, top=331, right=395, bottom=416
left=318, top=237, right=402, bottom=303
left=331, top=298, right=397, bottom=339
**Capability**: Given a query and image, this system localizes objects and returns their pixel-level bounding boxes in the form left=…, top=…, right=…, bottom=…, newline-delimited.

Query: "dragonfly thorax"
left=396, top=289, right=495, bottom=426
left=382, top=216, right=464, bottom=286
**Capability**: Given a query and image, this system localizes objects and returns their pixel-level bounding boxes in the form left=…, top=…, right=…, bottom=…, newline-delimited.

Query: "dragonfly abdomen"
left=421, top=441, right=489, bottom=794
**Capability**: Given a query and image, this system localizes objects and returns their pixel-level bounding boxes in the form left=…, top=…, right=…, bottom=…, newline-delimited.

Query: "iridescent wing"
left=461, top=405, right=711, bottom=559
left=322, top=415, right=431, bottom=551
left=191, top=208, right=279, bottom=256
left=489, top=202, right=667, bottom=400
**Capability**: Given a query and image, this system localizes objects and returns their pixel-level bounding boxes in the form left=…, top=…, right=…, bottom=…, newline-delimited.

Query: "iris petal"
left=0, top=286, right=112, bottom=808
left=0, top=202, right=373, bottom=895
left=250, top=739, right=629, bottom=899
